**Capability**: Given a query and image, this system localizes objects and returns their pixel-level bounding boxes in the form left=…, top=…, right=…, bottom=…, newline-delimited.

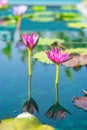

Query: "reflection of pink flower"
left=12, top=5, right=28, bottom=16
left=46, top=48, right=70, bottom=64
left=0, top=0, right=7, bottom=7
left=22, top=32, right=39, bottom=50
left=0, top=20, right=7, bottom=26
left=45, top=103, right=71, bottom=120
left=23, top=98, right=39, bottom=114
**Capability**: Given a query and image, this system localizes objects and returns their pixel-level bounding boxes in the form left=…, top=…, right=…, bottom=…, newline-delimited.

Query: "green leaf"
left=60, top=5, right=77, bottom=10
left=33, top=51, right=53, bottom=64
left=65, top=48, right=87, bottom=55
left=24, top=11, right=54, bottom=22
left=55, top=12, right=83, bottom=21
left=0, top=113, right=54, bottom=130
left=38, top=38, right=64, bottom=46
left=67, top=22, right=87, bottom=29
left=30, top=6, right=46, bottom=11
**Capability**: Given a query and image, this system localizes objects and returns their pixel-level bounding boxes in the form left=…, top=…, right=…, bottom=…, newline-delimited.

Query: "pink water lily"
left=0, top=0, right=7, bottom=7
left=22, top=32, right=39, bottom=50
left=12, top=5, right=28, bottom=16
left=46, top=48, right=70, bottom=64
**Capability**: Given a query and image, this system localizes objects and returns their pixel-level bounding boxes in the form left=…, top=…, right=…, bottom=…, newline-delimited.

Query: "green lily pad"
left=30, top=6, right=46, bottom=11
left=0, top=5, right=10, bottom=10
left=0, top=113, right=54, bottom=130
left=0, top=15, right=17, bottom=27
left=60, top=5, right=77, bottom=10
left=38, top=38, right=64, bottom=46
left=55, top=12, right=83, bottom=21
left=67, top=22, right=87, bottom=29
left=25, top=11, right=54, bottom=22
left=30, top=17, right=54, bottom=22
left=33, top=51, right=53, bottom=64
left=33, top=48, right=87, bottom=65
left=65, top=48, right=87, bottom=55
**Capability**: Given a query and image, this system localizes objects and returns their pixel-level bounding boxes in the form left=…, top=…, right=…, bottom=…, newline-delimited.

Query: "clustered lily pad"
left=25, top=11, right=83, bottom=22
left=33, top=48, right=87, bottom=67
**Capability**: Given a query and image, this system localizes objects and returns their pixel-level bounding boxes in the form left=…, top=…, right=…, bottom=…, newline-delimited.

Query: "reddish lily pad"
left=63, top=54, right=87, bottom=67
left=73, top=90, right=87, bottom=111
left=73, top=97, right=87, bottom=111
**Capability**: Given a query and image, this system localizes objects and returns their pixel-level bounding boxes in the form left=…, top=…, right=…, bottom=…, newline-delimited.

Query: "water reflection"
left=65, top=67, right=72, bottom=80
left=2, top=42, right=12, bottom=59
left=23, top=76, right=39, bottom=114
left=45, top=84, right=71, bottom=120
left=73, top=90, right=87, bottom=111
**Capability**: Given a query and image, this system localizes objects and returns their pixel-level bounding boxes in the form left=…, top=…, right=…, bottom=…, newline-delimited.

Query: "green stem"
left=55, top=64, right=59, bottom=85
left=28, top=49, right=32, bottom=76
left=28, top=76, right=31, bottom=100
left=17, top=15, right=22, bottom=30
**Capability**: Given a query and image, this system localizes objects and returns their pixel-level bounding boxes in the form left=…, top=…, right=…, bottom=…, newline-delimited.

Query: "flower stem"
left=55, top=64, right=59, bottom=85
left=17, top=15, right=21, bottom=30
left=28, top=49, right=32, bottom=76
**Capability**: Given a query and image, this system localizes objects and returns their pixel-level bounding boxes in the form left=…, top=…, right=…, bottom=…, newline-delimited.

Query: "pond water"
left=0, top=30, right=87, bottom=130
left=0, top=4, right=87, bottom=130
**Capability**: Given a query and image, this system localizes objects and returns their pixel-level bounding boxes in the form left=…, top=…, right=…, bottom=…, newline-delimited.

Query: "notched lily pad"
left=38, top=38, right=64, bottom=46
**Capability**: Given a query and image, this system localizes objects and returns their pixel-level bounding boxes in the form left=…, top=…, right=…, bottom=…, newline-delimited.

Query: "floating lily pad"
left=33, top=48, right=87, bottom=66
left=33, top=51, right=53, bottom=64
left=30, top=6, right=46, bottom=11
left=65, top=48, right=87, bottom=55
left=60, top=5, right=77, bottom=10
left=67, top=22, right=87, bottom=29
left=55, top=12, right=82, bottom=21
left=0, top=15, right=17, bottom=27
left=29, top=17, right=54, bottom=22
left=25, top=11, right=54, bottom=22
left=0, top=112, right=54, bottom=130
left=63, top=48, right=87, bottom=67
left=0, top=5, right=10, bottom=10
left=38, top=38, right=64, bottom=46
